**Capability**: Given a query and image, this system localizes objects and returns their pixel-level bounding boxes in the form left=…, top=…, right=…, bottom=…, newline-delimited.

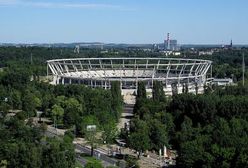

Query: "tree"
left=177, top=116, right=194, bottom=143
left=85, top=127, right=99, bottom=157
left=163, top=113, right=175, bottom=139
left=54, top=95, right=66, bottom=107
left=134, top=82, right=147, bottom=116
left=128, top=119, right=150, bottom=158
left=125, top=155, right=140, bottom=168
left=171, top=83, right=178, bottom=96
left=152, top=81, right=166, bottom=102
left=102, top=119, right=118, bottom=144
left=41, top=94, right=53, bottom=112
left=84, top=159, right=103, bottom=168
left=10, top=90, right=22, bottom=109
left=41, top=138, right=75, bottom=168
left=129, top=131, right=150, bottom=158
left=63, top=98, right=83, bottom=127
left=149, top=119, right=168, bottom=151
left=110, top=81, right=123, bottom=121
left=0, top=68, right=31, bottom=90
left=178, top=136, right=213, bottom=168
left=81, top=115, right=100, bottom=156
left=34, top=97, right=42, bottom=110
left=51, top=104, right=64, bottom=129
left=22, top=91, right=37, bottom=116
left=137, top=81, right=146, bottom=99
left=235, top=148, right=248, bottom=168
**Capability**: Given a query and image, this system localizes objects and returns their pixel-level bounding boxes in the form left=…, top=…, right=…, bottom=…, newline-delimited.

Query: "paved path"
left=117, top=104, right=134, bottom=130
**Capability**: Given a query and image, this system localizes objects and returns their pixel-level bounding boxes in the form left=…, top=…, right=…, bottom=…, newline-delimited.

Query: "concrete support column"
left=56, top=76, right=60, bottom=85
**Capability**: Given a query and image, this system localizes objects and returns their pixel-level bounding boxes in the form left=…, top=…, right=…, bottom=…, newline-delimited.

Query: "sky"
left=0, top=0, right=248, bottom=44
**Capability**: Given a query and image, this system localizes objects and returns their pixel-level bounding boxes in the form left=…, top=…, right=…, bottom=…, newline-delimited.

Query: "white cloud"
left=0, top=0, right=134, bottom=11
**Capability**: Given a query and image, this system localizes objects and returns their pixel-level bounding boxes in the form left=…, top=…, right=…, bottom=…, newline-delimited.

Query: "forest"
left=0, top=47, right=123, bottom=167
left=0, top=46, right=247, bottom=80
left=181, top=49, right=248, bottom=81
left=125, top=81, right=248, bottom=168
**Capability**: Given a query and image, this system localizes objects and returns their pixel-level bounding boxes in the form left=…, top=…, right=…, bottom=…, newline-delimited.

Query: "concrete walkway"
left=117, top=104, right=134, bottom=130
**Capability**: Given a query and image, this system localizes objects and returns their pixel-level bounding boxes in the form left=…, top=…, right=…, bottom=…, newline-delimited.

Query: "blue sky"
left=0, top=0, right=247, bottom=44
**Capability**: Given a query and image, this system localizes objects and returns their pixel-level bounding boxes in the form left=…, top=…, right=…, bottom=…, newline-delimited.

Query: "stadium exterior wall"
left=47, top=58, right=212, bottom=98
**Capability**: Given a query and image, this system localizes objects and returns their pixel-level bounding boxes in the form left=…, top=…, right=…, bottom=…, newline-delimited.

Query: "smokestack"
left=167, top=33, right=170, bottom=50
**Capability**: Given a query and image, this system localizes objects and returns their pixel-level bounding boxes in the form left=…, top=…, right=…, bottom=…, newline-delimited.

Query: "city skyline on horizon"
left=0, top=0, right=248, bottom=44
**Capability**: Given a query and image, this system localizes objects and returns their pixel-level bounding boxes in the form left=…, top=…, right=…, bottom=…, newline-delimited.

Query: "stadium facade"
left=47, top=58, right=212, bottom=97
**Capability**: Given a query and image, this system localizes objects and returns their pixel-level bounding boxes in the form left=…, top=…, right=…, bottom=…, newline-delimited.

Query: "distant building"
left=160, top=50, right=181, bottom=56
left=222, top=40, right=233, bottom=49
left=173, top=51, right=181, bottom=56
left=199, top=51, right=214, bottom=56
left=212, top=78, right=233, bottom=86
left=164, top=33, right=178, bottom=51
left=153, top=44, right=160, bottom=50
left=164, top=40, right=178, bottom=51
left=100, top=50, right=108, bottom=54
left=74, top=45, right=80, bottom=54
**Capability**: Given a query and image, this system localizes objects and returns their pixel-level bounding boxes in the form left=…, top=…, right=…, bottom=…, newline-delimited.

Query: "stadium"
left=47, top=58, right=212, bottom=101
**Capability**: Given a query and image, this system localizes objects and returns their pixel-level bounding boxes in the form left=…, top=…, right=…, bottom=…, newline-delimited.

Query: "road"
left=75, top=144, right=125, bottom=168
left=45, top=128, right=125, bottom=167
